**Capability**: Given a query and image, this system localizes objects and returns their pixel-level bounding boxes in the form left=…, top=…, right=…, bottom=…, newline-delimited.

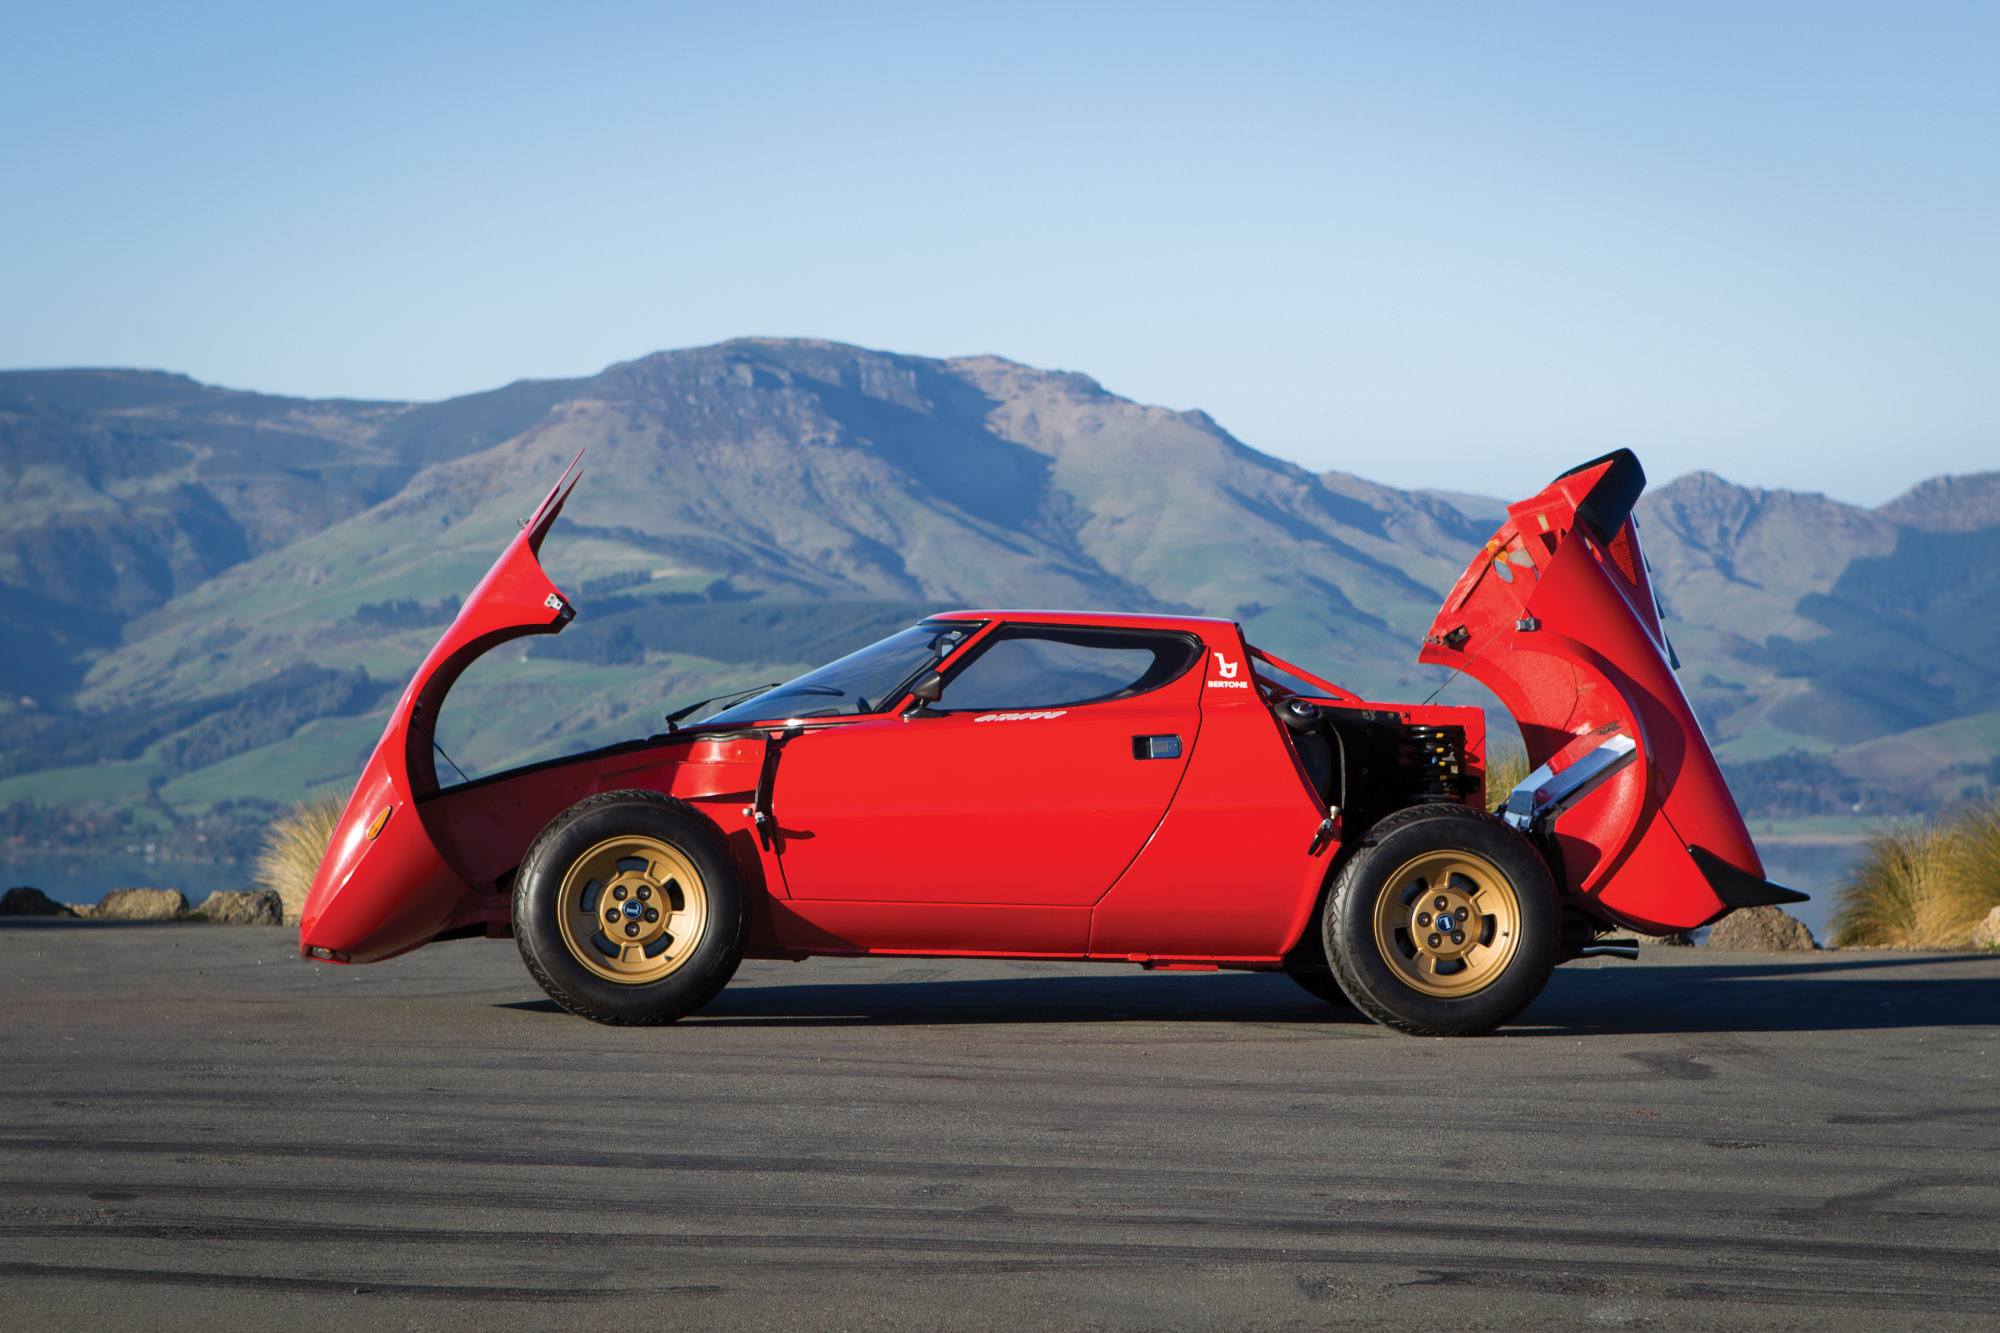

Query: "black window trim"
left=928, top=623, right=1204, bottom=713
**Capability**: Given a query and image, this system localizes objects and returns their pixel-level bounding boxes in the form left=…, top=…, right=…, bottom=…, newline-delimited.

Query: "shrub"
left=254, top=790, right=347, bottom=925
left=1830, top=795, right=2000, bottom=949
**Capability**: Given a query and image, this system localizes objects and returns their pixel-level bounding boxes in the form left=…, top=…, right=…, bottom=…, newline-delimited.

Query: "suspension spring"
left=1403, top=724, right=1468, bottom=803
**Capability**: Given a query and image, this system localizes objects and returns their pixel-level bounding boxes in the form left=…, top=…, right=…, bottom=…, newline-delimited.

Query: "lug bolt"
left=1451, top=931, right=1465, bottom=945
left=1434, top=895, right=1449, bottom=911
left=644, top=907, right=659, bottom=922
left=637, top=885, right=651, bottom=901
left=605, top=908, right=620, bottom=923
left=624, top=921, right=641, bottom=938
left=1428, top=933, right=1442, bottom=949
left=1417, top=912, right=1432, bottom=927
left=612, top=886, right=628, bottom=901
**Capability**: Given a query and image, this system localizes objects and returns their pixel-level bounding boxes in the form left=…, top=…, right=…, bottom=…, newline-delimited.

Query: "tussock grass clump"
left=1484, top=744, right=1531, bottom=811
left=1954, top=799, right=2000, bottom=925
left=254, top=790, right=347, bottom=925
left=1831, top=796, right=2000, bottom=949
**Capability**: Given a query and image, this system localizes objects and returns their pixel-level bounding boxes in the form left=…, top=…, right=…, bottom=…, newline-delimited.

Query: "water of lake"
left=1, top=856, right=254, bottom=910
left=1740, top=841, right=1860, bottom=942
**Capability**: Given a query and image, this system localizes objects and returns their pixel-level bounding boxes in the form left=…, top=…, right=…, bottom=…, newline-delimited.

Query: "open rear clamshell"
left=1420, top=450, right=1803, bottom=933
left=299, top=458, right=582, bottom=963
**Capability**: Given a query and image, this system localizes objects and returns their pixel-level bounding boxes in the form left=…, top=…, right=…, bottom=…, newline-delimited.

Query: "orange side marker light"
left=364, top=805, right=393, bottom=840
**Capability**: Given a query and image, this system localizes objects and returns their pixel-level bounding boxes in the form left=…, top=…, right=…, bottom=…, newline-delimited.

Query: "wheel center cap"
left=622, top=899, right=644, bottom=921
left=1415, top=895, right=1476, bottom=956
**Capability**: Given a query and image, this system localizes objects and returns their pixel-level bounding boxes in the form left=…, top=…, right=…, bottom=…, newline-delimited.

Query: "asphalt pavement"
left=3, top=921, right=1997, bottom=1331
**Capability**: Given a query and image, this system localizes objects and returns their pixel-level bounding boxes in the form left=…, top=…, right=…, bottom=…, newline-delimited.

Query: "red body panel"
left=1089, top=630, right=1331, bottom=960
left=421, top=737, right=765, bottom=889
left=771, top=677, right=1200, bottom=907
left=303, top=450, right=1772, bottom=972
left=767, top=900, right=1094, bottom=957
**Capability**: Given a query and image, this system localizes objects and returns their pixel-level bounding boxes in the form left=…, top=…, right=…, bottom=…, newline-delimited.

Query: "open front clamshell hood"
left=300, top=458, right=581, bottom=963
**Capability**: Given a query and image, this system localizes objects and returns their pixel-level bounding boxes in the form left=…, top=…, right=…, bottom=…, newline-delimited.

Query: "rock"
left=1, top=886, right=79, bottom=917
left=90, top=887, right=190, bottom=921
left=1704, top=905, right=1818, bottom=951
left=193, top=889, right=284, bottom=926
left=1972, top=905, right=2000, bottom=952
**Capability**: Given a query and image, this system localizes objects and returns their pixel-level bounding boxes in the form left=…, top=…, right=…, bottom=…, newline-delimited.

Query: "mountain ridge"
left=3, top=339, right=1996, bottom=828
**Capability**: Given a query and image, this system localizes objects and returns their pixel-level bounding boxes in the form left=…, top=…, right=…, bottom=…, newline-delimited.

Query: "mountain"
left=1878, top=473, right=2000, bottom=533
left=1638, top=471, right=2000, bottom=815
left=0, top=367, right=580, bottom=699
left=2, top=338, right=1996, bottom=833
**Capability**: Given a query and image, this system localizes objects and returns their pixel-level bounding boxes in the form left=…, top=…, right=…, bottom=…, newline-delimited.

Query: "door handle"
left=1132, top=735, right=1182, bottom=760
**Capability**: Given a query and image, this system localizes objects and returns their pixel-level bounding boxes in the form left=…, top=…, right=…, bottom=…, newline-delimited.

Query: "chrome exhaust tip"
left=1577, top=939, right=1641, bottom=960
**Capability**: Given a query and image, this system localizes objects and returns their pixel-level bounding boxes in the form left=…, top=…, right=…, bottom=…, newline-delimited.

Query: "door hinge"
left=1307, top=808, right=1342, bottom=855
left=746, top=726, right=803, bottom=849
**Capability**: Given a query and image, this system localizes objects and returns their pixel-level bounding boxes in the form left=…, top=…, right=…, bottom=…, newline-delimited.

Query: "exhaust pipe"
left=1577, top=939, right=1641, bottom=960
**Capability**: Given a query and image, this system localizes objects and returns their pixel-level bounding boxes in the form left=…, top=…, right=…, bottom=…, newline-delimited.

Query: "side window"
left=938, top=629, right=1199, bottom=711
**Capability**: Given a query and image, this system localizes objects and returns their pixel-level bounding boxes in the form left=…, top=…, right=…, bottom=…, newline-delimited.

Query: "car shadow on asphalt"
left=1521, top=952, right=2000, bottom=1035
left=503, top=973, right=1373, bottom=1027
left=498, top=952, right=2000, bottom=1033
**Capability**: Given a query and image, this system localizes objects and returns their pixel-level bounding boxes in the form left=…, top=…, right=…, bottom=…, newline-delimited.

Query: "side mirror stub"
left=901, top=673, right=946, bottom=720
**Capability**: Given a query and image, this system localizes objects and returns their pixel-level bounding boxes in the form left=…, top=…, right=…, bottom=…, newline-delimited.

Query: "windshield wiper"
left=662, top=683, right=779, bottom=733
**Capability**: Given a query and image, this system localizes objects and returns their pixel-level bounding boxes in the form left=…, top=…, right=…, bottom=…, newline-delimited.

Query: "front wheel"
left=515, top=791, right=747, bottom=1025
left=1325, top=804, right=1558, bottom=1036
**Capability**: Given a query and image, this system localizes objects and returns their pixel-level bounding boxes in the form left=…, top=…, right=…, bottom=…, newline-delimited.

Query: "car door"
left=771, top=624, right=1204, bottom=909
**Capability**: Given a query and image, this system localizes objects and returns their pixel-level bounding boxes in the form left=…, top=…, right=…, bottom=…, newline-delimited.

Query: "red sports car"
left=300, top=449, right=1801, bottom=1035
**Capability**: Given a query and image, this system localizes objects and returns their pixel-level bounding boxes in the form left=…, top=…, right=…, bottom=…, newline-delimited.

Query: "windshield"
left=700, top=620, right=981, bottom=725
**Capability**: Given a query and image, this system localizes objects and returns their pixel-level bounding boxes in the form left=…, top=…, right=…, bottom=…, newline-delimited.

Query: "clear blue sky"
left=3, top=1, right=1994, bottom=505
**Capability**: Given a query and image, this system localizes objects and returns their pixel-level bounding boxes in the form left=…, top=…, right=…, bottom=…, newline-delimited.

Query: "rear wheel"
left=515, top=791, right=747, bottom=1025
left=1325, top=804, right=1557, bottom=1036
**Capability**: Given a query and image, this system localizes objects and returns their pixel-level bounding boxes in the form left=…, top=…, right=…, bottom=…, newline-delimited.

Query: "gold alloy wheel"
left=556, top=835, right=710, bottom=984
left=1369, top=849, right=1522, bottom=998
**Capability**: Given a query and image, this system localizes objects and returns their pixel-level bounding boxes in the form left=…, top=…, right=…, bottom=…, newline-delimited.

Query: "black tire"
left=1282, top=924, right=1354, bottom=1007
left=1324, top=803, right=1558, bottom=1036
left=514, top=790, right=747, bottom=1025
left=1285, top=966, right=1353, bottom=1007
